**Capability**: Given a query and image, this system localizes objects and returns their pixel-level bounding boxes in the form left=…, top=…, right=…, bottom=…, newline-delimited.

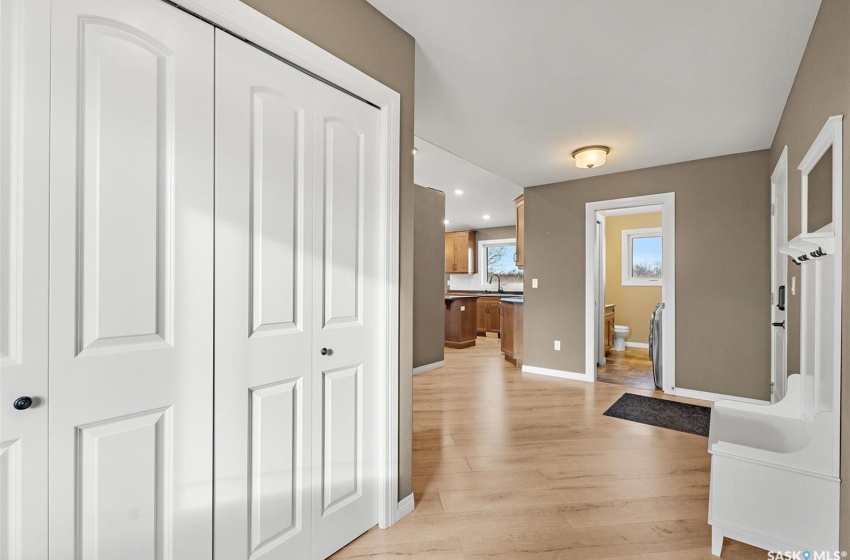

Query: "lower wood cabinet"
left=476, top=296, right=502, bottom=336
left=604, top=304, right=616, bottom=356
left=500, top=300, right=523, bottom=365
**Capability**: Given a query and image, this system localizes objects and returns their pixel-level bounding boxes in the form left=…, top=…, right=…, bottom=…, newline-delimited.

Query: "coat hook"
left=791, top=257, right=801, bottom=266
left=799, top=254, right=809, bottom=261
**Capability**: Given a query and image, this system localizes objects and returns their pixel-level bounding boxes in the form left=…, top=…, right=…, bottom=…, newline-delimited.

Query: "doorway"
left=585, top=193, right=676, bottom=393
left=770, top=147, right=789, bottom=402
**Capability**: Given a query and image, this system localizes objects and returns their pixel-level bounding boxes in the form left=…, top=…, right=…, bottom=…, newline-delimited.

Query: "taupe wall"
left=238, top=0, right=416, bottom=498
left=476, top=225, right=516, bottom=242
left=768, top=0, right=850, bottom=545
left=604, top=213, right=663, bottom=344
left=524, top=150, right=771, bottom=400
left=414, top=186, right=445, bottom=368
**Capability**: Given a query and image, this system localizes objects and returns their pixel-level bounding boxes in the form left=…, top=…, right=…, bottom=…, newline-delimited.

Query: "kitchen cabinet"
left=604, top=304, right=616, bottom=356
left=445, top=296, right=478, bottom=349
left=477, top=296, right=502, bottom=336
left=513, top=193, right=524, bottom=268
left=445, top=230, right=477, bottom=273
left=500, top=299, right=523, bottom=365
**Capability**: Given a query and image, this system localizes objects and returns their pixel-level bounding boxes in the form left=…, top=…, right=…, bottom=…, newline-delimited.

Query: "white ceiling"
left=414, top=136, right=523, bottom=231
left=367, top=0, right=820, bottom=187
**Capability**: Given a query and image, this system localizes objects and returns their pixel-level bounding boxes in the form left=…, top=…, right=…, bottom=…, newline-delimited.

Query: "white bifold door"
left=214, top=31, right=382, bottom=560
left=48, top=0, right=214, bottom=558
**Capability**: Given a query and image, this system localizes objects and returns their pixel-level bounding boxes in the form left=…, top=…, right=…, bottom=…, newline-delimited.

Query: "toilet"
left=613, top=325, right=630, bottom=351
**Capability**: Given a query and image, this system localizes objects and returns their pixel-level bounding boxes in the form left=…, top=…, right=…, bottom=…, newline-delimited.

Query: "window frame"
left=622, top=227, right=663, bottom=286
left=478, top=238, right=524, bottom=290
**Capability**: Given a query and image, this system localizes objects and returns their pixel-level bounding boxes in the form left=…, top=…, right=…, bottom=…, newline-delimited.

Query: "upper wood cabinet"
left=445, top=230, right=477, bottom=273
left=513, top=194, right=525, bottom=268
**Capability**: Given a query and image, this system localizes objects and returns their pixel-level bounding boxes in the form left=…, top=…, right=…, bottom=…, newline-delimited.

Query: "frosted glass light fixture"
left=572, top=146, right=610, bottom=169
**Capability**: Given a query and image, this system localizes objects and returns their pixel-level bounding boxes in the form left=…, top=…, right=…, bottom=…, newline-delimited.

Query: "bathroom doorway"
left=585, top=193, right=676, bottom=393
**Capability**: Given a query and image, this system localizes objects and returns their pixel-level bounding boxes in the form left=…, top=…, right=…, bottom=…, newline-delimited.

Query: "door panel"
left=77, top=408, right=171, bottom=560
left=77, top=19, right=171, bottom=354
left=0, top=0, right=50, bottom=557
left=323, top=121, right=363, bottom=326
left=312, top=81, right=381, bottom=560
left=322, top=365, right=362, bottom=513
left=249, top=380, right=302, bottom=554
left=214, top=30, right=314, bottom=560
left=49, top=1, right=214, bottom=557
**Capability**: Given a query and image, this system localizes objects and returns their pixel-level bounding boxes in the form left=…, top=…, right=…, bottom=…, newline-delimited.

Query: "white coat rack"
left=708, top=115, right=843, bottom=556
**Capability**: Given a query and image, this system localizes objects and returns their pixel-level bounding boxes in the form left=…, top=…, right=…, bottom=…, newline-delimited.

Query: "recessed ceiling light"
left=454, top=189, right=464, bottom=195
left=412, top=147, right=418, bottom=155
left=443, top=219, right=449, bottom=225
left=483, top=214, right=491, bottom=220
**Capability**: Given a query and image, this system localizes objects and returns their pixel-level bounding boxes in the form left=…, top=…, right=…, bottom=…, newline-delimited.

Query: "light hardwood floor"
left=333, top=337, right=766, bottom=559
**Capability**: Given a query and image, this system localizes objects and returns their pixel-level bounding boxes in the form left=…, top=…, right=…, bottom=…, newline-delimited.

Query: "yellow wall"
left=604, top=212, right=663, bottom=344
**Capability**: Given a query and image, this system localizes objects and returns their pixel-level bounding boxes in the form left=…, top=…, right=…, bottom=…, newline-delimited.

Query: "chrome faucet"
left=488, top=274, right=503, bottom=293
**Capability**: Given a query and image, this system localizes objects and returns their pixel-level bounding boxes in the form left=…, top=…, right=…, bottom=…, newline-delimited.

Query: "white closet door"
left=1, top=0, right=50, bottom=557
left=312, top=81, right=382, bottom=559
left=214, top=30, right=314, bottom=560
left=48, top=1, right=214, bottom=558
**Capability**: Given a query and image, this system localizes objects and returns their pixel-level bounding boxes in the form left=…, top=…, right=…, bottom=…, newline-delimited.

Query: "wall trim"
left=168, top=0, right=402, bottom=530
left=674, top=387, right=770, bottom=406
left=522, top=364, right=592, bottom=383
left=625, top=341, right=649, bottom=349
left=397, top=493, right=415, bottom=520
left=412, top=361, right=444, bottom=375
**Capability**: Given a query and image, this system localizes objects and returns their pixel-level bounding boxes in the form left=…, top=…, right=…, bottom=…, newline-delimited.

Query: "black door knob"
left=13, top=396, right=32, bottom=410
left=321, top=348, right=330, bottom=356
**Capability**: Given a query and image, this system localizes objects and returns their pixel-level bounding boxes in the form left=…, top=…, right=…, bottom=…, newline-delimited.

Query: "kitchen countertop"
left=444, top=294, right=481, bottom=300
left=447, top=291, right=523, bottom=297
left=500, top=297, right=524, bottom=304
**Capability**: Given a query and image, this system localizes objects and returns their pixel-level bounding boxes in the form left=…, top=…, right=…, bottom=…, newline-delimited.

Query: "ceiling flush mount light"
left=572, top=145, right=610, bottom=169
left=443, top=219, right=449, bottom=225
left=483, top=214, right=491, bottom=220
left=412, top=147, right=418, bottom=155
left=454, top=189, right=464, bottom=195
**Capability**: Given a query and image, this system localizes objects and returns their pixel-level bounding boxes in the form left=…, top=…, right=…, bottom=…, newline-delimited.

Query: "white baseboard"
left=412, top=360, right=444, bottom=375
left=397, top=493, right=415, bottom=520
left=625, top=341, right=649, bottom=349
left=674, top=387, right=769, bottom=406
left=522, top=364, right=592, bottom=383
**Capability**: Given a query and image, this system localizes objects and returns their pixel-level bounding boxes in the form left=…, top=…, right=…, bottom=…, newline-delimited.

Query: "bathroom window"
left=622, top=228, right=662, bottom=286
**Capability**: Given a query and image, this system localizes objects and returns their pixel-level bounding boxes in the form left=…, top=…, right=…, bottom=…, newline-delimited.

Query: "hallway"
left=334, top=338, right=765, bottom=559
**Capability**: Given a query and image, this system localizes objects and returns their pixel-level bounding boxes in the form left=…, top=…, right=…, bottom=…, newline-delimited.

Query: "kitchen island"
left=444, top=295, right=478, bottom=348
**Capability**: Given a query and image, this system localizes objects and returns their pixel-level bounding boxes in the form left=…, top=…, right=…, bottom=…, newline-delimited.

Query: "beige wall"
left=604, top=213, right=663, bottom=344
left=238, top=0, right=416, bottom=498
left=524, top=150, right=771, bottom=400
left=767, top=0, right=850, bottom=546
left=414, top=186, right=446, bottom=368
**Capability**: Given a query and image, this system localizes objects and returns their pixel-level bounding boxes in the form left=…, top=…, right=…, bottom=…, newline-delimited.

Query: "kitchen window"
left=622, top=228, right=662, bottom=286
left=478, top=238, right=523, bottom=288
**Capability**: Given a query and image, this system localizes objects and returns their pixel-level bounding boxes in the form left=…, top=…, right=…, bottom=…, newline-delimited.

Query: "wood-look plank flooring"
left=333, top=337, right=765, bottom=559
left=597, top=348, right=657, bottom=391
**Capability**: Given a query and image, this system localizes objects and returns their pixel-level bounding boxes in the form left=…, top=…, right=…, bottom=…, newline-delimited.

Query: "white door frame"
left=169, top=0, right=403, bottom=529
left=595, top=215, right=607, bottom=366
left=585, top=193, right=676, bottom=393
left=770, top=146, right=789, bottom=402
